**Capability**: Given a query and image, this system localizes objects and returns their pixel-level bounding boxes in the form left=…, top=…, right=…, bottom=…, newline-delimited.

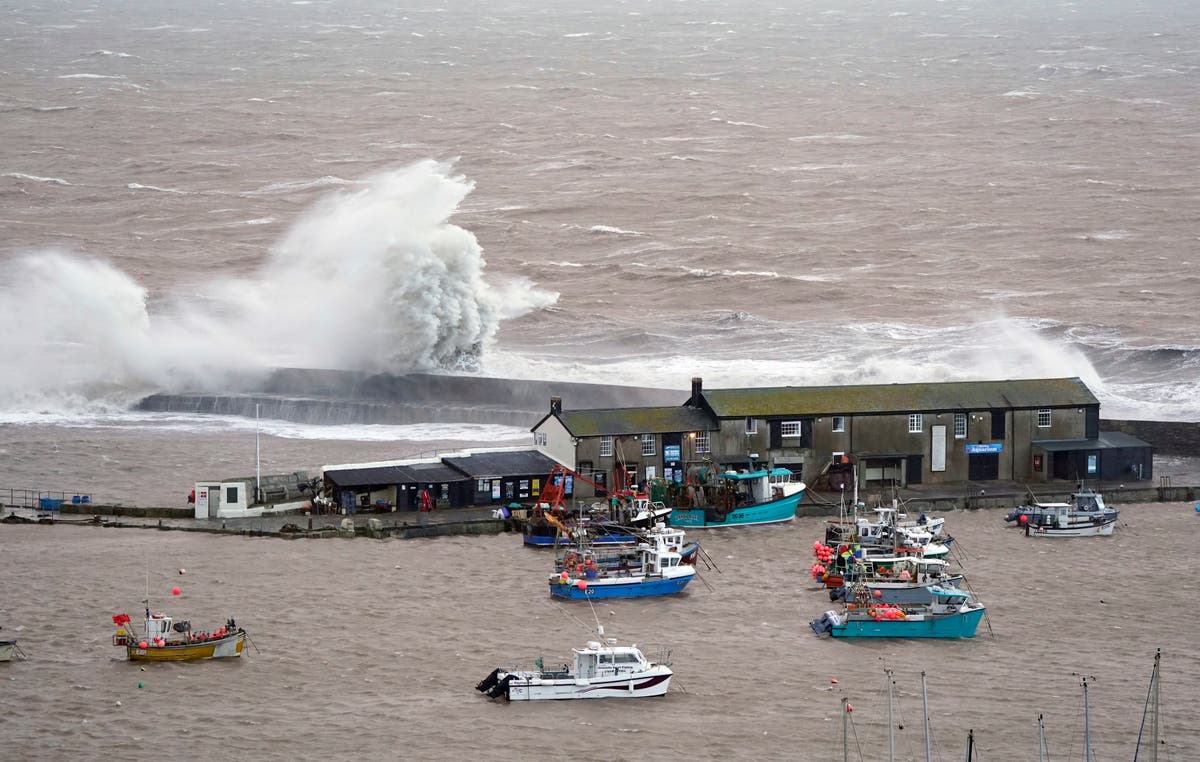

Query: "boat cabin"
left=572, top=641, right=649, bottom=680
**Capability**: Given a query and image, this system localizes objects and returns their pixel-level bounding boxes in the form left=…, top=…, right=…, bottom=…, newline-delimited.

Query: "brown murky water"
left=4, top=504, right=1198, bottom=761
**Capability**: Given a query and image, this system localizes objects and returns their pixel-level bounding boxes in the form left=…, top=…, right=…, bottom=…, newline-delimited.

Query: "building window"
left=745, top=417, right=757, bottom=434
left=1037, top=409, right=1052, bottom=427
left=832, top=416, right=845, bottom=433
left=533, top=431, right=547, bottom=446
left=226, top=486, right=239, bottom=504
left=641, top=434, right=656, bottom=457
left=781, top=421, right=802, bottom=437
left=600, top=436, right=613, bottom=457
left=954, top=413, right=967, bottom=438
left=695, top=432, right=710, bottom=454
left=908, top=414, right=923, bottom=433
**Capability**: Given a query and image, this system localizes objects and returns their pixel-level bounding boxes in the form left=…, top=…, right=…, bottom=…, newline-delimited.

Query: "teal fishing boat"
left=670, top=468, right=805, bottom=528
left=810, top=587, right=985, bottom=639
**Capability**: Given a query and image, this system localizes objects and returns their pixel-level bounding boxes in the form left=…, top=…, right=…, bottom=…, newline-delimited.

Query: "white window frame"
left=745, top=417, right=757, bottom=434
left=780, top=421, right=802, bottom=437
left=695, top=432, right=710, bottom=454
left=600, top=435, right=613, bottom=457
left=908, top=414, right=923, bottom=433
left=832, top=416, right=845, bottom=433
left=641, top=434, right=656, bottom=457
left=1037, top=408, right=1052, bottom=427
left=954, top=413, right=967, bottom=438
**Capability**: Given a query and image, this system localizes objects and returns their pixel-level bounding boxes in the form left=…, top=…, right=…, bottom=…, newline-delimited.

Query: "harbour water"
left=4, top=505, right=1198, bottom=760
left=3, top=1, right=1200, bottom=757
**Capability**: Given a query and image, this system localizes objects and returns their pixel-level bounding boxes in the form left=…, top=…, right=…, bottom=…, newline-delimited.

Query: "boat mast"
left=1037, top=714, right=1047, bottom=762
left=886, top=669, right=895, bottom=762
left=1134, top=648, right=1162, bottom=762
left=842, top=697, right=849, bottom=762
left=255, top=403, right=261, bottom=504
left=1081, top=675, right=1093, bottom=762
left=921, top=671, right=932, bottom=762
left=965, top=729, right=974, bottom=762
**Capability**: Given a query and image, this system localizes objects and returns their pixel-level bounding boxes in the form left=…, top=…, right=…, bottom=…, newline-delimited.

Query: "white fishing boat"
left=1023, top=503, right=1117, bottom=537
left=476, top=627, right=673, bottom=701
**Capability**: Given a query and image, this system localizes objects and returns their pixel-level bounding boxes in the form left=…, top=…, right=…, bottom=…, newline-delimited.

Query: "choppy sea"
left=2, top=2, right=1199, bottom=756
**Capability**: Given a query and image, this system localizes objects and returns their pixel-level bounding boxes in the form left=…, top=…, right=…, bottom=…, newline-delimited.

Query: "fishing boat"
left=523, top=468, right=671, bottom=547
left=1023, top=503, right=1117, bottom=537
left=112, top=610, right=247, bottom=661
left=1005, top=486, right=1119, bottom=525
left=0, top=627, right=26, bottom=662
left=523, top=514, right=641, bottom=548
left=476, top=626, right=672, bottom=701
left=549, top=524, right=696, bottom=599
left=670, top=468, right=805, bottom=528
left=556, top=523, right=700, bottom=573
left=810, top=586, right=985, bottom=639
left=828, top=556, right=966, bottom=605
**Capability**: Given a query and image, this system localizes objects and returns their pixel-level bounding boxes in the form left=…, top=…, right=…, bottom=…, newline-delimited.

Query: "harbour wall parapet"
left=1102, top=418, right=1200, bottom=457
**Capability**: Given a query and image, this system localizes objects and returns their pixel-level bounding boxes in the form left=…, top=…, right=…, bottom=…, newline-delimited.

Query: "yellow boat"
left=113, top=611, right=247, bottom=662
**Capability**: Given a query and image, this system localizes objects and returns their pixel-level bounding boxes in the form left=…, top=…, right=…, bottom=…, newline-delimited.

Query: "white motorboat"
left=476, top=628, right=673, bottom=701
left=1024, top=503, right=1117, bottom=537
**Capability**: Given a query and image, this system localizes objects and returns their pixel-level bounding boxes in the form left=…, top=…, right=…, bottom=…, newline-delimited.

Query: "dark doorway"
left=968, top=453, right=999, bottom=481
left=906, top=455, right=923, bottom=485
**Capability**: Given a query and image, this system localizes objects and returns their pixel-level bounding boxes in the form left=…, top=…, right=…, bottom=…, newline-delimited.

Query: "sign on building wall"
left=197, top=488, right=209, bottom=512
left=931, top=425, right=946, bottom=472
left=664, top=444, right=681, bottom=462
left=1087, top=454, right=1098, bottom=474
left=965, top=443, right=1003, bottom=454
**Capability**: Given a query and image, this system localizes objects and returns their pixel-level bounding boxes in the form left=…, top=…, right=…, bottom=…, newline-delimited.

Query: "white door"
left=931, top=425, right=947, bottom=472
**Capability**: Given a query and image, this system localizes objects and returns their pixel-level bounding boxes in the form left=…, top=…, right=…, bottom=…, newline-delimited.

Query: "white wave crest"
left=58, top=73, right=126, bottom=79
left=127, top=183, right=185, bottom=194
left=5, top=173, right=71, bottom=185
left=590, top=225, right=646, bottom=236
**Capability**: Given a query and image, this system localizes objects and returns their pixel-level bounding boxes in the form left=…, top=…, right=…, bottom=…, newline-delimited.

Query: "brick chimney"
left=550, top=396, right=562, bottom=415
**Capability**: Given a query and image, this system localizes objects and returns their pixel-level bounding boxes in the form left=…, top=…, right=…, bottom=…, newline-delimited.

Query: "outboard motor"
left=487, top=674, right=515, bottom=700
left=476, top=668, right=501, bottom=694
left=809, top=610, right=841, bottom=636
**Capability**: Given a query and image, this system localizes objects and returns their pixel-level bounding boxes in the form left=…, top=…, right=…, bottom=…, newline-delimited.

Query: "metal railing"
left=0, top=488, right=93, bottom=510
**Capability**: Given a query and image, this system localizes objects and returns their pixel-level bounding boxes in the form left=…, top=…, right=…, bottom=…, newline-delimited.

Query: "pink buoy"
left=172, top=587, right=181, bottom=596
left=873, top=590, right=882, bottom=598
left=560, top=571, right=569, bottom=579
left=575, top=580, right=587, bottom=590
left=139, top=641, right=148, bottom=648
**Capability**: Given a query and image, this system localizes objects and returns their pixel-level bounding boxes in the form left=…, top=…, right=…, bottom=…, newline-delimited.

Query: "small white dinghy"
left=476, top=627, right=673, bottom=701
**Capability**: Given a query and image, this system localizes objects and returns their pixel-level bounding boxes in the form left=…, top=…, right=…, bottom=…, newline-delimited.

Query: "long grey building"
left=531, top=377, right=1152, bottom=495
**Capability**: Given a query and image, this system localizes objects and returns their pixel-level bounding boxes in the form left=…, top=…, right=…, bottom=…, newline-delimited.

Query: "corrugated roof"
left=557, top=406, right=717, bottom=437
left=700, top=378, right=1098, bottom=418
left=325, top=461, right=466, bottom=487
left=1034, top=431, right=1152, bottom=452
left=441, top=449, right=561, bottom=478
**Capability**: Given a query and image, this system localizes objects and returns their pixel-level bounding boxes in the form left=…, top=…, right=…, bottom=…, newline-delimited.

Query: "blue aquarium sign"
left=965, top=443, right=1003, bottom=454
left=663, top=444, right=681, bottom=462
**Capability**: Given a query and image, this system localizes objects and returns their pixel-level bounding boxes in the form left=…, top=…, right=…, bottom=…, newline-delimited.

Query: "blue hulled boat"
left=670, top=468, right=805, bottom=528
left=549, top=524, right=696, bottom=600
left=810, top=587, right=985, bottom=639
